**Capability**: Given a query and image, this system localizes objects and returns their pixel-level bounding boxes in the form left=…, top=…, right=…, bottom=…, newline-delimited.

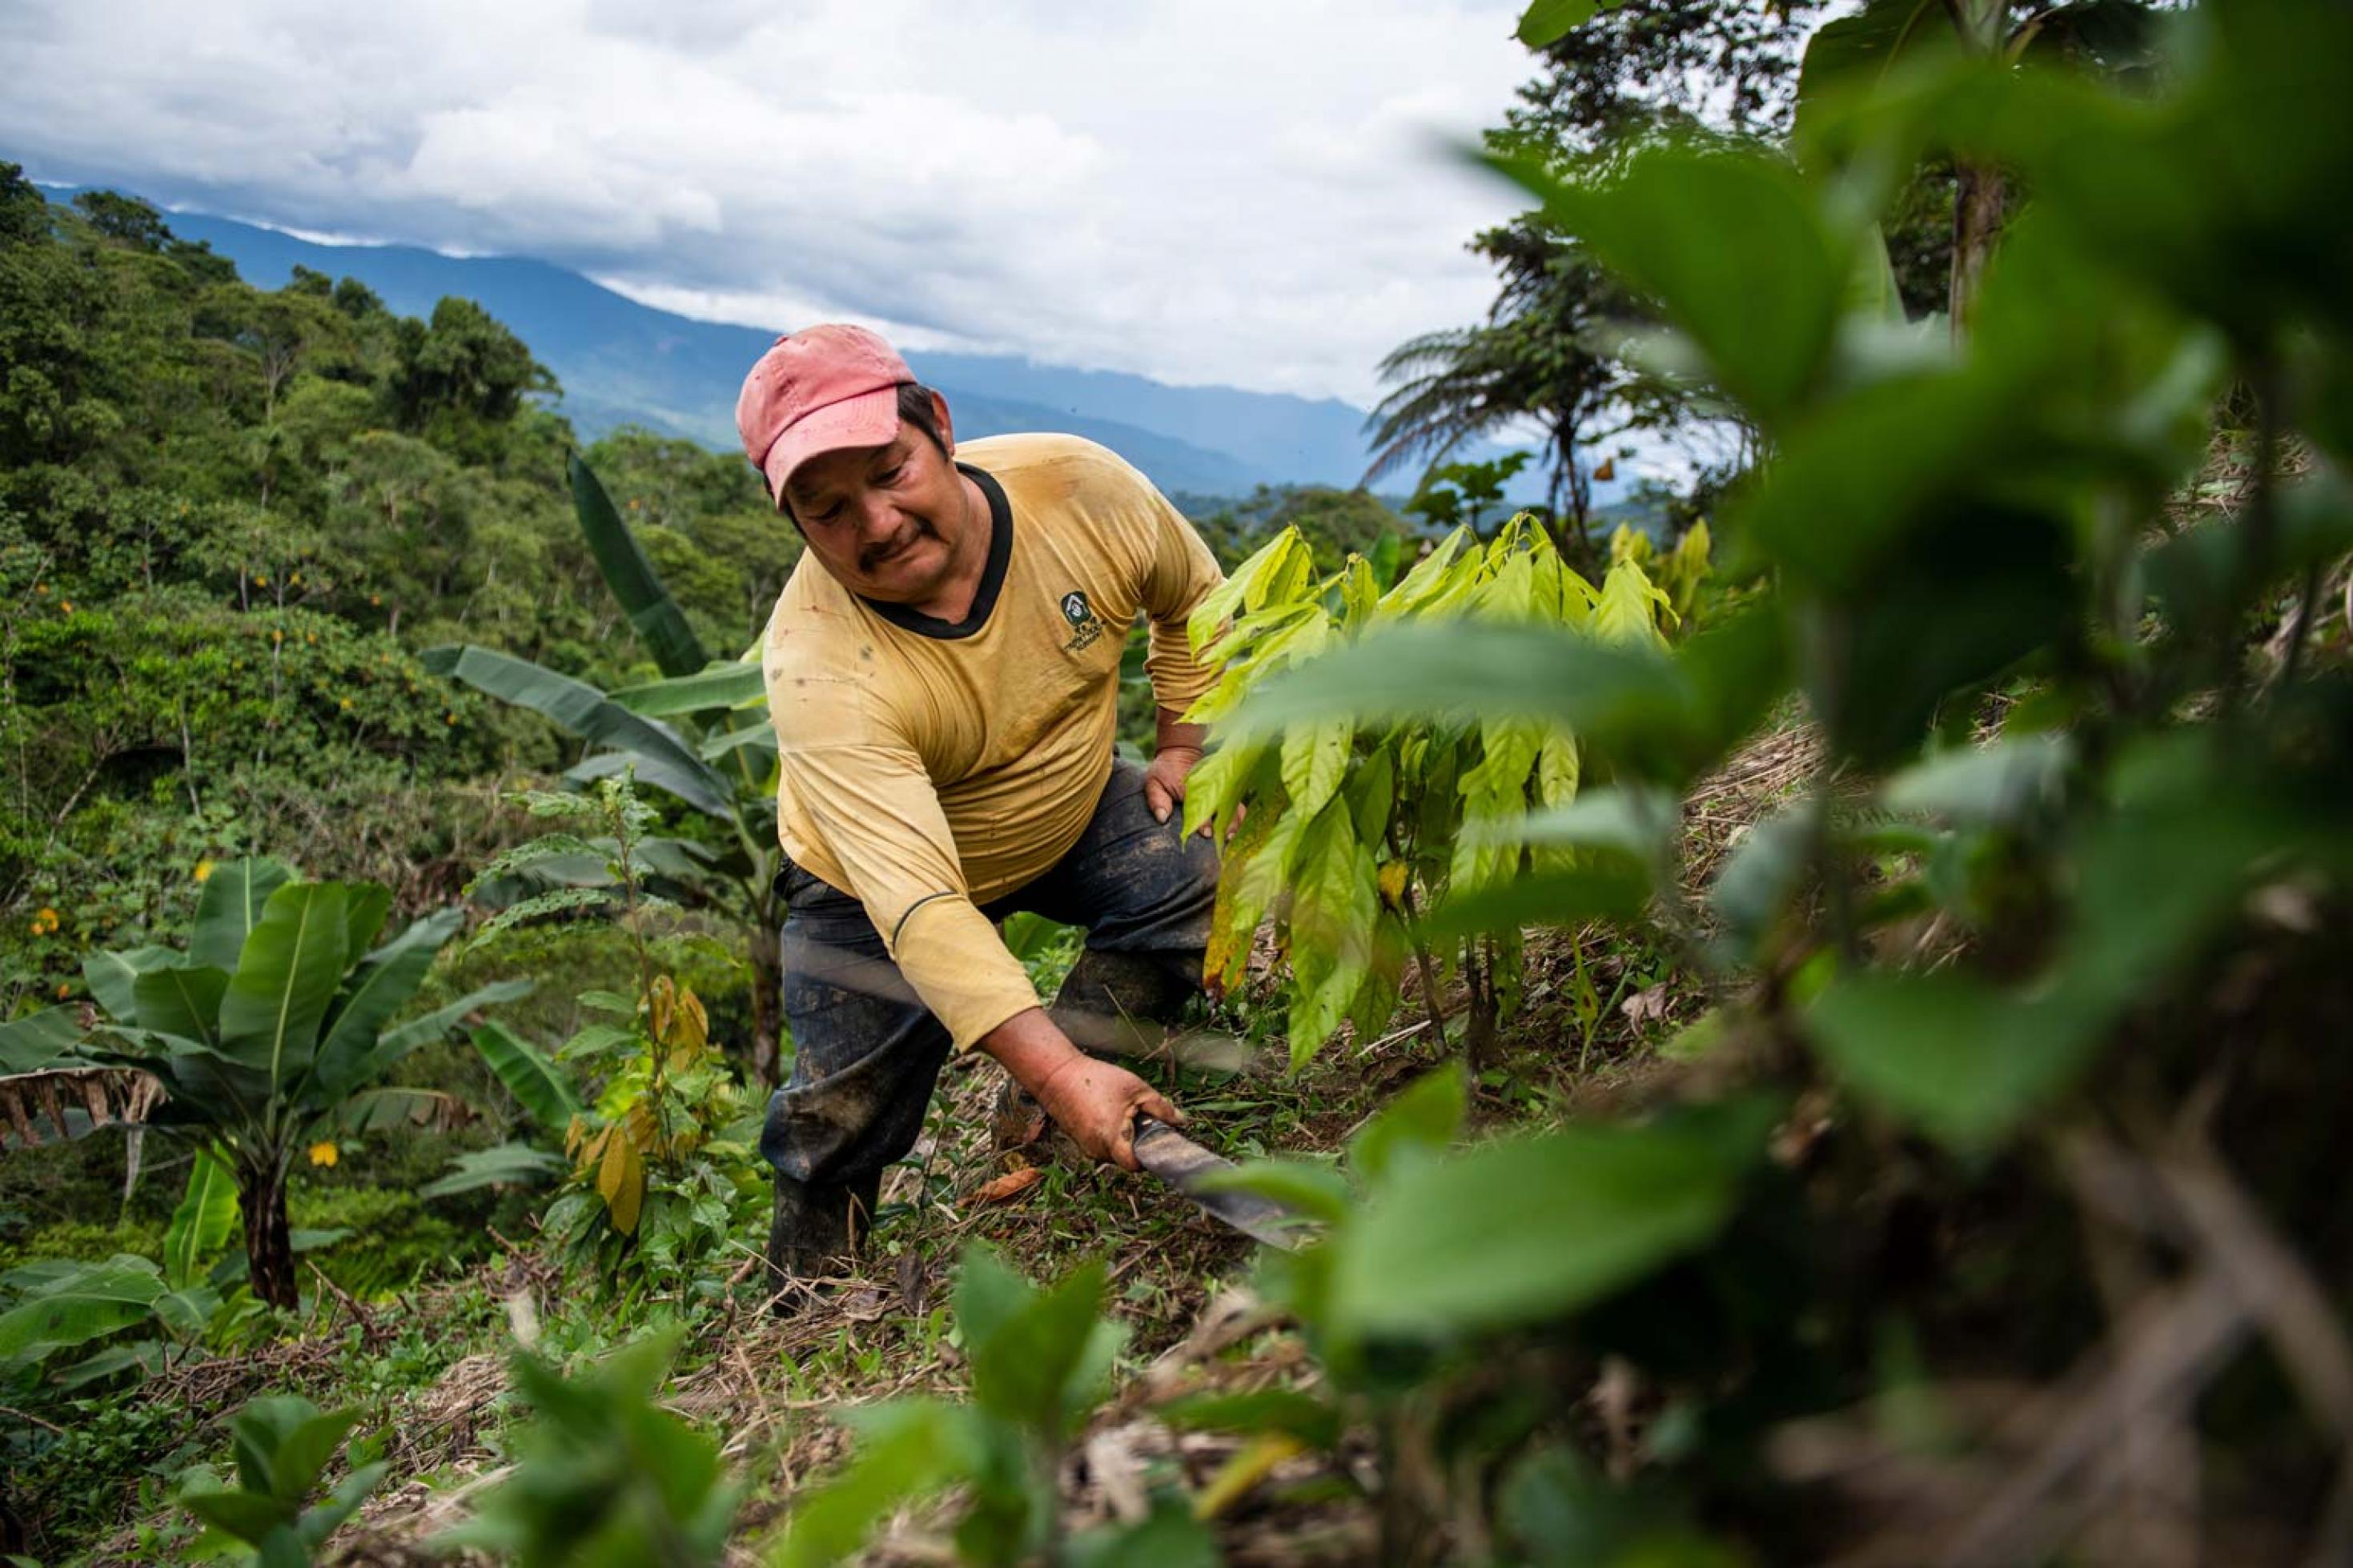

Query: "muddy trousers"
left=761, top=759, right=1219, bottom=1281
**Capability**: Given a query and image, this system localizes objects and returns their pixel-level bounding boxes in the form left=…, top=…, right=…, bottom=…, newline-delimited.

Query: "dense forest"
left=5, top=0, right=2352, bottom=1562
left=0, top=170, right=812, bottom=953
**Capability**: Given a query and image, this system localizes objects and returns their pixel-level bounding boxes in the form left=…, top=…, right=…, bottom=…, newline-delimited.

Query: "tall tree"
left=1499, top=0, right=1821, bottom=159
left=390, top=298, right=559, bottom=463
left=72, top=190, right=171, bottom=252
left=0, top=162, right=49, bottom=247
left=1363, top=254, right=1645, bottom=563
left=1367, top=0, right=1822, bottom=562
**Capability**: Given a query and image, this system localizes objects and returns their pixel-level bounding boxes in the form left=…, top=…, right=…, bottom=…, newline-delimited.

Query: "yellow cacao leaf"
left=597, top=1121, right=644, bottom=1235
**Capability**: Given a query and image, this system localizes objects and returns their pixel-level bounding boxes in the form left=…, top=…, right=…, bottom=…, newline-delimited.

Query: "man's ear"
left=929, top=389, right=955, bottom=455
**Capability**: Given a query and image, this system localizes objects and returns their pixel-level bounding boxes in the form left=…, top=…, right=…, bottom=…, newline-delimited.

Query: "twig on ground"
left=1352, top=1017, right=1432, bottom=1058
left=0, top=1402, right=66, bottom=1435
left=307, top=1259, right=378, bottom=1338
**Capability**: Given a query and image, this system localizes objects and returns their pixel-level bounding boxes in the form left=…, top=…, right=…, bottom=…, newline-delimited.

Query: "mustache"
left=859, top=520, right=934, bottom=572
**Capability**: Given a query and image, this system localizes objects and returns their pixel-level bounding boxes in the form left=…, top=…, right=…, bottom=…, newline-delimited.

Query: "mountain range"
left=43, top=183, right=1608, bottom=504
left=97, top=203, right=1393, bottom=498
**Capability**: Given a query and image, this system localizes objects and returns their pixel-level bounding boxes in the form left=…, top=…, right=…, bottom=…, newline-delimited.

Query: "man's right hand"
left=1030, top=1053, right=1184, bottom=1170
left=979, top=1006, right=1185, bottom=1171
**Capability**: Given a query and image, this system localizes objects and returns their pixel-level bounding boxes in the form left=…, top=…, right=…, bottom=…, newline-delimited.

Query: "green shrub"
left=291, top=1187, right=469, bottom=1297
left=435, top=1331, right=738, bottom=1566
left=175, top=1392, right=387, bottom=1565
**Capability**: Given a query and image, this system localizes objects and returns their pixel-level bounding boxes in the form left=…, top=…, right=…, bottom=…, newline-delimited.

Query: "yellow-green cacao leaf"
left=1281, top=720, right=1352, bottom=820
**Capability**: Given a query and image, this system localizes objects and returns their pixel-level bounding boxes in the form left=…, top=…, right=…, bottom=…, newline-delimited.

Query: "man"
left=737, top=323, right=1227, bottom=1289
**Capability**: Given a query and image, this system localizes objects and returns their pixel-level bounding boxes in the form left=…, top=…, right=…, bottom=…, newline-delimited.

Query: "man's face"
left=781, top=395, right=968, bottom=605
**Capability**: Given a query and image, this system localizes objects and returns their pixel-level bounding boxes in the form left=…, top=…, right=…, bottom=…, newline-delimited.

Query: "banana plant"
left=424, top=454, right=791, bottom=1084
left=0, top=1157, right=245, bottom=1397
left=568, top=450, right=711, bottom=681
left=34, top=857, right=528, bottom=1309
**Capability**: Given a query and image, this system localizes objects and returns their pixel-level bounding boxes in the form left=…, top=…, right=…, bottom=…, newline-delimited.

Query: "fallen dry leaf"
left=975, top=1166, right=1047, bottom=1205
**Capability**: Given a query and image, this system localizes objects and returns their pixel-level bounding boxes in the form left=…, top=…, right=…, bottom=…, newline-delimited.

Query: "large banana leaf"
left=191, top=857, right=296, bottom=971
left=151, top=1285, right=223, bottom=1341
left=420, top=1141, right=564, bottom=1198
left=335, top=1086, right=466, bottom=1133
left=570, top=451, right=709, bottom=679
left=468, top=1021, right=581, bottom=1129
left=55, top=1340, right=167, bottom=1388
left=701, top=719, right=780, bottom=764
left=218, top=884, right=351, bottom=1085
left=609, top=661, right=765, bottom=717
left=636, top=836, right=721, bottom=878
left=0, top=1006, right=82, bottom=1073
left=82, top=946, right=179, bottom=1023
left=132, top=964, right=230, bottom=1046
left=422, top=644, right=733, bottom=818
left=322, top=976, right=536, bottom=1100
left=341, top=884, right=394, bottom=961
left=0, top=1257, right=166, bottom=1359
left=163, top=1148, right=239, bottom=1288
left=71, top=1016, right=257, bottom=1122
left=310, top=909, right=464, bottom=1097
left=139, top=1038, right=271, bottom=1128
left=371, top=978, right=536, bottom=1057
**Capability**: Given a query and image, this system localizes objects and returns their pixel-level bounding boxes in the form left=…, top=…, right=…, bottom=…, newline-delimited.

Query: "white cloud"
left=0, top=0, right=1535, bottom=402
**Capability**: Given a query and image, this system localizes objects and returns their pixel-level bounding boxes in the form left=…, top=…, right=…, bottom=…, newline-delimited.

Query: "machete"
left=1131, top=1115, right=1314, bottom=1250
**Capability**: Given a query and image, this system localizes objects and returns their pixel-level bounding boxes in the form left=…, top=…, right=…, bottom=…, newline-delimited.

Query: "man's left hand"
left=1142, top=744, right=1202, bottom=830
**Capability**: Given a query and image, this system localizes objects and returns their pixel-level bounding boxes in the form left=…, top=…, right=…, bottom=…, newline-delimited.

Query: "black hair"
left=897, top=381, right=948, bottom=452
left=770, top=382, right=947, bottom=527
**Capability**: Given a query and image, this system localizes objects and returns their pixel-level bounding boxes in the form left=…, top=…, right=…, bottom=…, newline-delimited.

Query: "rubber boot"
left=761, top=1170, right=880, bottom=1315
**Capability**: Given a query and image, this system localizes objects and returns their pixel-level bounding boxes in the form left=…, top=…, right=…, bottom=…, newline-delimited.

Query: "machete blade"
left=1131, top=1116, right=1314, bottom=1251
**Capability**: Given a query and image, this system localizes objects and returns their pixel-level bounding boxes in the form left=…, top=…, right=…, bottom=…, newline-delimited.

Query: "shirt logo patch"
left=1060, top=588, right=1102, bottom=653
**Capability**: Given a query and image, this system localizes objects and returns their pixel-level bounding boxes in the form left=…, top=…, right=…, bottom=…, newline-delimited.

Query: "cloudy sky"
left=2, top=0, right=1540, bottom=404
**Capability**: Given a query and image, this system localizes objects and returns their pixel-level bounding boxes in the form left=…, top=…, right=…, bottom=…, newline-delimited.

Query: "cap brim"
left=762, top=387, right=903, bottom=511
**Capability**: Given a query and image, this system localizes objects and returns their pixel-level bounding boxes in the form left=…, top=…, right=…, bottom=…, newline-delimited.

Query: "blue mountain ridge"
left=102, top=203, right=1387, bottom=496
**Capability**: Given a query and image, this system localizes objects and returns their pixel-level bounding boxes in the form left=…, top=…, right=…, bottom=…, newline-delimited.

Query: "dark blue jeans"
left=760, top=758, right=1219, bottom=1193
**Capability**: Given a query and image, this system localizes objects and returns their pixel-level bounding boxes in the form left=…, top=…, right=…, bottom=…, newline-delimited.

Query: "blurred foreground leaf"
left=1331, top=1098, right=1778, bottom=1338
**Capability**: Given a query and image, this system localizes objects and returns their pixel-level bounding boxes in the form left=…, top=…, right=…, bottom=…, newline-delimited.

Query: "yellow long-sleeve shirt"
left=761, top=432, right=1226, bottom=1049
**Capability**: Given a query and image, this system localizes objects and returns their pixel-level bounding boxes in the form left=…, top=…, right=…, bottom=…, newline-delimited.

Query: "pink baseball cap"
left=735, top=323, right=914, bottom=509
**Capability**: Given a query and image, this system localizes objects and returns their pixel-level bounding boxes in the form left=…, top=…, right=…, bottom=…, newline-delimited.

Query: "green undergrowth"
left=19, top=1275, right=515, bottom=1556
left=16, top=933, right=1662, bottom=1563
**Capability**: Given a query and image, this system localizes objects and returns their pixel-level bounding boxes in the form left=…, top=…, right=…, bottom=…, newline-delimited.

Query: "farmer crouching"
left=738, top=324, right=1225, bottom=1295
